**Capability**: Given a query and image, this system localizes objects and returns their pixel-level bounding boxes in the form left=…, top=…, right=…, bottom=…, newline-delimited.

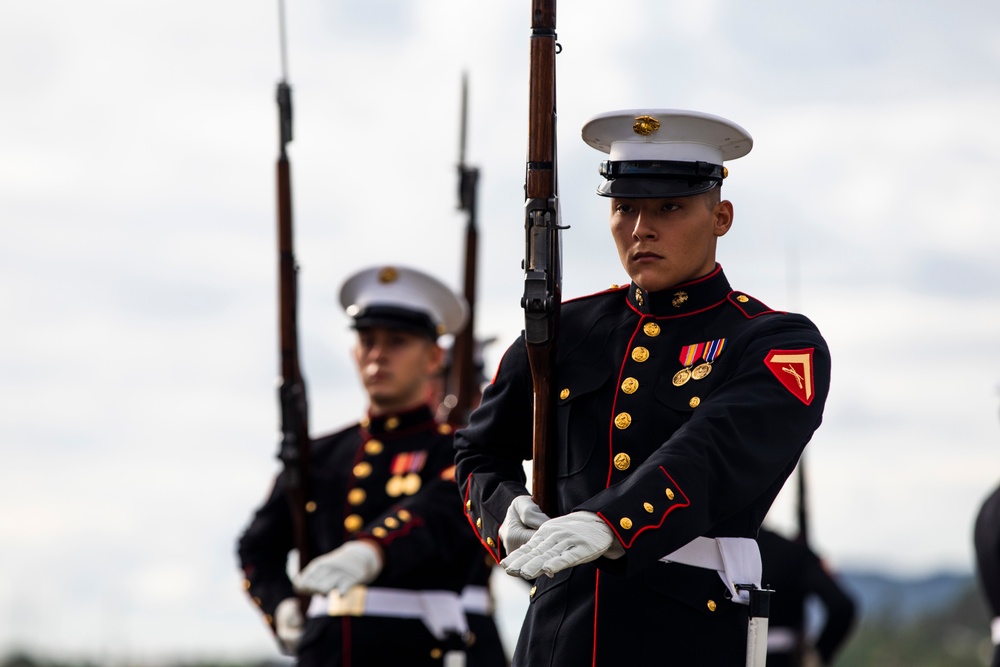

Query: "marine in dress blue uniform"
left=975, top=481, right=1000, bottom=667
left=758, top=527, right=856, bottom=666
left=455, top=110, right=831, bottom=666
left=238, top=266, right=505, bottom=667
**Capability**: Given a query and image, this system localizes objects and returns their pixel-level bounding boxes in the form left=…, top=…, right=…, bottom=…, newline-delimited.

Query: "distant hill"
left=838, top=569, right=977, bottom=627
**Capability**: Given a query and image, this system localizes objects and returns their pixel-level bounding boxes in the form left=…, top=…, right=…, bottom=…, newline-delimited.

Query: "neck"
left=367, top=397, right=426, bottom=417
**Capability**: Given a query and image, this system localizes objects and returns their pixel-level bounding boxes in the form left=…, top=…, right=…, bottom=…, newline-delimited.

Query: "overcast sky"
left=2, top=0, right=1000, bottom=662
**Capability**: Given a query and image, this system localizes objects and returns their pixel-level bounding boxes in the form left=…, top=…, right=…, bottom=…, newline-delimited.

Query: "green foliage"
left=834, top=582, right=993, bottom=667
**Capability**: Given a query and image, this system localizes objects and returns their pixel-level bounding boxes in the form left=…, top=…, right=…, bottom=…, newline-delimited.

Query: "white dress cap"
left=339, top=266, right=468, bottom=337
left=581, top=109, right=752, bottom=163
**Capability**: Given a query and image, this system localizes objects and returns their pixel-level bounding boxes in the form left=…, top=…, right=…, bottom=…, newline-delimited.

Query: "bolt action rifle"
left=445, top=73, right=481, bottom=428
left=274, top=0, right=313, bottom=571
left=521, top=0, right=563, bottom=516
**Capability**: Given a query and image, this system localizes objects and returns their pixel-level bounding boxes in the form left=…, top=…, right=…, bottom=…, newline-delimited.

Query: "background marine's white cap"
left=581, top=109, right=753, bottom=198
left=339, top=266, right=468, bottom=339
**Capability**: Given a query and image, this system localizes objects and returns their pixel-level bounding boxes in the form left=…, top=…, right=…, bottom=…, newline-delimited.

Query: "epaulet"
left=563, top=282, right=630, bottom=306
left=726, top=290, right=777, bottom=319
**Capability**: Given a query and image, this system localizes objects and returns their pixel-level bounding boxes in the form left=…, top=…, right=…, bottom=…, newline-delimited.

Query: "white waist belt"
left=660, top=536, right=761, bottom=605
left=767, top=626, right=800, bottom=652
left=308, top=586, right=469, bottom=640
left=991, top=617, right=1000, bottom=645
left=460, top=585, right=492, bottom=615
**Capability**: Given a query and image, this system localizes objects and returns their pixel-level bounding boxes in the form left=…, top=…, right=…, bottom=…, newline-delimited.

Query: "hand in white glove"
left=498, top=495, right=551, bottom=555
left=500, top=511, right=624, bottom=579
left=293, top=539, right=383, bottom=596
left=274, top=597, right=304, bottom=655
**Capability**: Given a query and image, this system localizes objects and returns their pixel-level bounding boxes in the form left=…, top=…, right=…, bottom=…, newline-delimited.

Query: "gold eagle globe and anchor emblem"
left=632, top=115, right=661, bottom=136
left=672, top=291, right=689, bottom=308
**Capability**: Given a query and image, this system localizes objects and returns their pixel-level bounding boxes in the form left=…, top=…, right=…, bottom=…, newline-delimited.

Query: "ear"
left=426, top=342, right=445, bottom=375
left=713, top=200, right=734, bottom=238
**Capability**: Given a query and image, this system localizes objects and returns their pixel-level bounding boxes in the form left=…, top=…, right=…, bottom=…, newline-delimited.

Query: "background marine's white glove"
left=501, top=511, right=624, bottom=579
left=498, top=495, right=551, bottom=555
left=293, top=539, right=383, bottom=596
left=274, top=597, right=304, bottom=655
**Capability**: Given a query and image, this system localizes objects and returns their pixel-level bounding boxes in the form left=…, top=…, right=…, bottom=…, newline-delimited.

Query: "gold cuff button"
left=707, top=600, right=717, bottom=612
left=620, top=517, right=633, bottom=529
left=305, top=501, right=317, bottom=513
left=348, top=488, right=366, bottom=506
left=643, top=502, right=654, bottom=513
left=344, top=514, right=363, bottom=532
left=631, top=346, right=650, bottom=362
left=476, top=517, right=483, bottom=529
left=397, top=509, right=411, bottom=522
left=430, top=648, right=443, bottom=659
left=241, top=579, right=251, bottom=591
left=621, top=377, right=639, bottom=394
left=643, top=322, right=661, bottom=337
left=372, top=527, right=387, bottom=538
left=465, top=500, right=472, bottom=511
left=486, top=537, right=495, bottom=548
left=353, top=462, right=372, bottom=479
left=613, top=452, right=631, bottom=470
left=529, top=585, right=537, bottom=598
left=614, top=412, right=632, bottom=429
left=364, top=439, right=384, bottom=455
left=384, top=517, right=399, bottom=529
left=665, top=488, right=675, bottom=500
left=559, top=388, right=570, bottom=400
left=689, top=396, right=701, bottom=408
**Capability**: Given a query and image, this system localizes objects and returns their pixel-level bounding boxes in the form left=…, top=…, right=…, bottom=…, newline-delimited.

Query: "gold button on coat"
left=621, top=377, right=638, bottom=394
left=614, top=412, right=632, bottom=429
left=631, top=346, right=650, bottom=362
left=437, top=423, right=453, bottom=435
left=707, top=600, right=717, bottom=612
left=737, top=295, right=749, bottom=303
left=344, top=514, right=363, bottom=532
left=620, top=517, right=633, bottom=530
left=665, top=488, right=675, bottom=500
left=689, top=396, right=701, bottom=408
left=372, top=527, right=387, bottom=538
left=305, top=501, right=317, bottom=513
left=486, top=537, right=495, bottom=547
left=643, top=322, right=661, bottom=337
left=613, top=453, right=631, bottom=470
left=465, top=500, right=472, bottom=511
left=559, top=388, right=570, bottom=400
left=385, top=417, right=400, bottom=431
left=353, top=462, right=372, bottom=478
left=364, top=440, right=384, bottom=455
left=529, top=585, right=537, bottom=598
left=397, top=509, right=411, bottom=522
left=476, top=517, right=483, bottom=529
left=384, top=517, right=399, bottom=529
left=347, top=488, right=366, bottom=506
left=430, top=648, right=443, bottom=659
left=643, top=502, right=654, bottom=513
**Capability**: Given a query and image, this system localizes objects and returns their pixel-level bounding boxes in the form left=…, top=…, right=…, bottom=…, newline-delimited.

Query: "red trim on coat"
left=606, top=320, right=645, bottom=488
left=592, top=568, right=601, bottom=667
left=600, top=466, right=692, bottom=549
left=462, top=473, right=502, bottom=564
left=563, top=283, right=629, bottom=305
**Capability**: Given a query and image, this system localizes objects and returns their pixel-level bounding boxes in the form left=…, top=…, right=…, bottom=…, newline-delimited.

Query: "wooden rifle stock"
left=523, top=0, right=561, bottom=516
left=448, top=73, right=480, bottom=427
left=274, top=4, right=313, bottom=570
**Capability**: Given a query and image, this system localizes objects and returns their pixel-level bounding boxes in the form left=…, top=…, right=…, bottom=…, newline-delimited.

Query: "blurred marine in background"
left=237, top=266, right=505, bottom=667
left=758, top=526, right=856, bottom=666
left=975, top=479, right=1000, bottom=667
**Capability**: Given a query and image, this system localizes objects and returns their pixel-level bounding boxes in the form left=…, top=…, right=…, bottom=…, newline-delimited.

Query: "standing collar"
left=626, top=264, right=732, bottom=317
left=360, top=404, right=436, bottom=437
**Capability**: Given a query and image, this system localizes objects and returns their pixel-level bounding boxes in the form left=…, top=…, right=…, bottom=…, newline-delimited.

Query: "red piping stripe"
left=600, top=466, right=692, bottom=548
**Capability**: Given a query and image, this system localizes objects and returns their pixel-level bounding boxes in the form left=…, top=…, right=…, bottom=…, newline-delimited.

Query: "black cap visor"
left=597, top=176, right=720, bottom=198
left=351, top=305, right=438, bottom=339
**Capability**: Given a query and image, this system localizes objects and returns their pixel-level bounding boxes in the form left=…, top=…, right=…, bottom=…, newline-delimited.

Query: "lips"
left=632, top=250, right=663, bottom=261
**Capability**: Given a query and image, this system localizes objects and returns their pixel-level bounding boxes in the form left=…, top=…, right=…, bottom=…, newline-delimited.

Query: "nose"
left=632, top=208, right=657, bottom=240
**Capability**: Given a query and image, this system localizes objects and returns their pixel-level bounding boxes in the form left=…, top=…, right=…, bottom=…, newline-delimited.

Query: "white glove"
left=274, top=597, right=304, bottom=655
left=293, top=540, right=383, bottom=595
left=500, top=511, right=624, bottom=579
left=498, top=495, right=551, bottom=555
